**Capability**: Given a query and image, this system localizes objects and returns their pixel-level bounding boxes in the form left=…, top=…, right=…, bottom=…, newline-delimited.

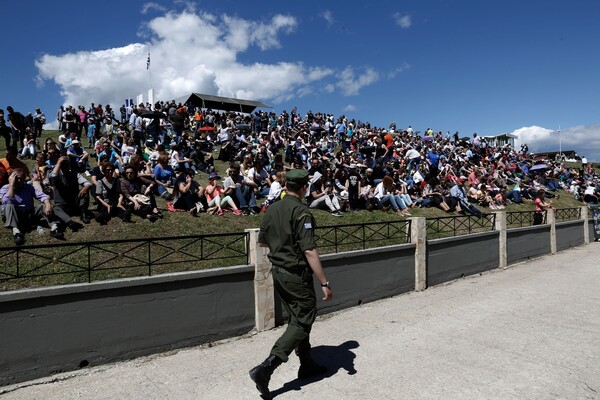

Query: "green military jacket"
left=258, top=194, right=317, bottom=271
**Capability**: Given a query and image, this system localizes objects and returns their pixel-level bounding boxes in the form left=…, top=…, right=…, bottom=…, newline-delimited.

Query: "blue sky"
left=2, top=0, right=600, bottom=158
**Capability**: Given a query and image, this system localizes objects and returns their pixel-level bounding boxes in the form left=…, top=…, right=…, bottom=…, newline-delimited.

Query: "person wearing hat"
left=66, top=139, right=91, bottom=176
left=249, top=169, right=333, bottom=398
left=307, top=171, right=343, bottom=216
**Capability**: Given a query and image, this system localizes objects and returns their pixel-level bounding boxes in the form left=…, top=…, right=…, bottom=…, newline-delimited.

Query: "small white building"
left=483, top=133, right=518, bottom=148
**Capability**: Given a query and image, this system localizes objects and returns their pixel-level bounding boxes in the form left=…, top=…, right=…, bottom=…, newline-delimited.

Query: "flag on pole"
left=146, top=53, right=150, bottom=70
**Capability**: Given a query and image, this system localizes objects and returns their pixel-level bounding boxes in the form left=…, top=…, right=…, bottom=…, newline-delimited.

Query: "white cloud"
left=387, top=62, right=411, bottom=79
left=35, top=10, right=330, bottom=111
left=344, top=104, right=357, bottom=112
left=320, top=10, right=334, bottom=27
left=222, top=14, right=298, bottom=51
left=393, top=13, right=412, bottom=29
left=141, top=2, right=167, bottom=14
left=336, top=66, right=380, bottom=96
left=509, top=124, right=600, bottom=161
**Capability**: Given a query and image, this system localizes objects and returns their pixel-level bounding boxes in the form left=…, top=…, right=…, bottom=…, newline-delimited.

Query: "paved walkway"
left=2, top=243, right=600, bottom=400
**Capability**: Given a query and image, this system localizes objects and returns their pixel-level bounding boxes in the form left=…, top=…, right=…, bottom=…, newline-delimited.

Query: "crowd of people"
left=0, top=100, right=598, bottom=245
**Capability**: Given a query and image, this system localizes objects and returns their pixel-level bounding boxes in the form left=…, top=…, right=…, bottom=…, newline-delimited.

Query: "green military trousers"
left=269, top=267, right=317, bottom=362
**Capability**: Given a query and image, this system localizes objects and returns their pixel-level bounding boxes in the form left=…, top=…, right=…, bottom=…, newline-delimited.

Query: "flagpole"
left=147, top=52, right=152, bottom=91
left=558, top=125, right=561, bottom=160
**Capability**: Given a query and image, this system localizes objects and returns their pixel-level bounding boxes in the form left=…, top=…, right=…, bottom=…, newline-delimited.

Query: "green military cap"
left=286, top=169, right=309, bottom=188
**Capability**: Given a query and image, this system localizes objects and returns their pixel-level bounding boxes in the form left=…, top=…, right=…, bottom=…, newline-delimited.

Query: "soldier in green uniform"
left=249, top=169, right=333, bottom=399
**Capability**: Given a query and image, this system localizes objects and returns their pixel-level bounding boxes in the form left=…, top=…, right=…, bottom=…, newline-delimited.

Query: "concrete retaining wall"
left=556, top=221, right=584, bottom=251
left=318, top=244, right=415, bottom=314
left=506, top=225, right=551, bottom=264
left=0, top=266, right=255, bottom=386
left=427, top=231, right=500, bottom=286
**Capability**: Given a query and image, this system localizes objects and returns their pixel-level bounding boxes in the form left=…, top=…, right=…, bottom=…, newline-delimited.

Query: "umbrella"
left=309, top=126, right=325, bottom=132
left=198, top=126, right=215, bottom=131
left=236, top=124, right=251, bottom=131
left=140, top=111, right=167, bottom=119
left=529, top=164, right=548, bottom=171
left=421, top=136, right=434, bottom=142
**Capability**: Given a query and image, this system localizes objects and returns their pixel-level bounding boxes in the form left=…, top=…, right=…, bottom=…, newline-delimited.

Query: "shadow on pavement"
left=270, top=340, right=360, bottom=398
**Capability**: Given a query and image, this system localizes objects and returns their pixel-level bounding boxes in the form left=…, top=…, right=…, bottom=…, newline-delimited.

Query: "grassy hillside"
left=0, top=130, right=588, bottom=248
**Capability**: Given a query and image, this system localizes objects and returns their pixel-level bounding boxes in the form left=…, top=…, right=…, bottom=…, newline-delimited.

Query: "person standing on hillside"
left=33, top=108, right=46, bottom=138
left=6, top=106, right=26, bottom=151
left=249, top=169, right=333, bottom=399
left=0, top=109, right=12, bottom=148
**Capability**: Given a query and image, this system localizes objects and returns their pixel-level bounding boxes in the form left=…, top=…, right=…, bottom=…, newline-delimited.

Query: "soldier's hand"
left=322, top=286, right=332, bottom=302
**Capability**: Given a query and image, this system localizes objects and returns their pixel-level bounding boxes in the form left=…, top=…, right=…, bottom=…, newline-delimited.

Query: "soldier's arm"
left=304, top=248, right=332, bottom=301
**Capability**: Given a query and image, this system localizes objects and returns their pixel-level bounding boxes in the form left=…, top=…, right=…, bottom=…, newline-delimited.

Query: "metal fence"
left=426, top=214, right=496, bottom=239
left=314, top=220, right=412, bottom=254
left=0, top=232, right=249, bottom=290
left=426, top=213, right=496, bottom=238
left=555, top=207, right=581, bottom=223
left=506, top=210, right=543, bottom=228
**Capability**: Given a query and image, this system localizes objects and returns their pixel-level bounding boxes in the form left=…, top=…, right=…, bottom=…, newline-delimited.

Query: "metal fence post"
left=547, top=209, right=557, bottom=255
left=582, top=206, right=590, bottom=245
left=494, top=211, right=507, bottom=269
left=410, top=217, right=427, bottom=291
left=245, top=228, right=275, bottom=332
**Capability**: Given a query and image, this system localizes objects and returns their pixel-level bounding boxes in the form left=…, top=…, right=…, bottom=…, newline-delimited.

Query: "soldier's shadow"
left=269, top=340, right=359, bottom=398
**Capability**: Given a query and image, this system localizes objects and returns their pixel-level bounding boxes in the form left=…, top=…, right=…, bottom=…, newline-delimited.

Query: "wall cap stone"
left=0, top=264, right=253, bottom=303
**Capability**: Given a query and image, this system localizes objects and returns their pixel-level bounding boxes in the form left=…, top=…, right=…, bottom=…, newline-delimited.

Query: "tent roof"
left=177, top=93, right=271, bottom=113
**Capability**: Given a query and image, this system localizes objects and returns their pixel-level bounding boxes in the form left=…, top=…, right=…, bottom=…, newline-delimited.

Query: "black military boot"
left=249, top=354, right=282, bottom=399
left=297, top=352, right=327, bottom=380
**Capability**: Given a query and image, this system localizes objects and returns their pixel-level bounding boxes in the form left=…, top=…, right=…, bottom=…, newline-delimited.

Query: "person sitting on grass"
left=0, top=145, right=30, bottom=187
left=374, top=175, right=411, bottom=217
left=307, top=171, right=343, bottom=216
left=422, top=177, right=451, bottom=212
left=128, top=154, right=154, bottom=181
left=449, top=177, right=482, bottom=216
left=120, top=165, right=161, bottom=222
left=98, top=141, right=124, bottom=173
left=1, top=168, right=63, bottom=245
left=265, top=171, right=285, bottom=208
left=21, top=131, right=39, bottom=159
left=223, top=162, right=258, bottom=215
left=169, top=143, right=194, bottom=173
left=205, top=171, right=241, bottom=215
left=49, top=154, right=93, bottom=230
left=247, top=159, right=272, bottom=200
left=153, top=154, right=175, bottom=200
left=172, top=170, right=208, bottom=216
left=66, top=139, right=91, bottom=176
left=95, top=162, right=131, bottom=225
left=31, top=152, right=51, bottom=196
